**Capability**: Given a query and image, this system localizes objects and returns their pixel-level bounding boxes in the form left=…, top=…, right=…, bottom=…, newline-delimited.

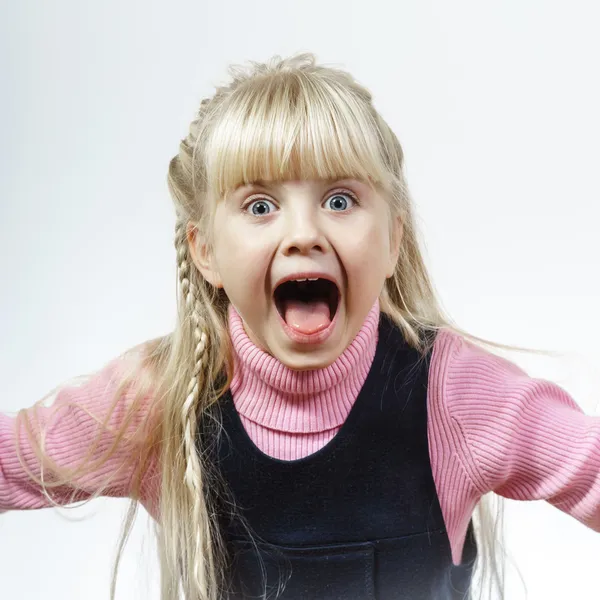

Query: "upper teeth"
left=294, top=278, right=319, bottom=282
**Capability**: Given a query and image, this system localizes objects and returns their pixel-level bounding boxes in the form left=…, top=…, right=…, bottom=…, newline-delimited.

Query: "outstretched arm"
left=444, top=332, right=600, bottom=530
left=0, top=357, right=160, bottom=514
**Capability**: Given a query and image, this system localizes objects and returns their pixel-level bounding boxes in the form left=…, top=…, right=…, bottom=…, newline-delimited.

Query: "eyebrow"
left=234, top=180, right=270, bottom=191
left=234, top=177, right=363, bottom=192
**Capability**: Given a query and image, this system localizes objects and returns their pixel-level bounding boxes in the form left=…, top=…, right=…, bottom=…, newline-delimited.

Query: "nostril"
left=285, top=245, right=325, bottom=256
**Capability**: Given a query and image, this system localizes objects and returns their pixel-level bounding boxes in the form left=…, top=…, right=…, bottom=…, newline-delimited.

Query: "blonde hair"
left=16, top=52, right=541, bottom=599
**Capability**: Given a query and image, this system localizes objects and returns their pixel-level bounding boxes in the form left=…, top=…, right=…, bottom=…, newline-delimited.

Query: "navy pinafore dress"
left=199, top=312, right=478, bottom=599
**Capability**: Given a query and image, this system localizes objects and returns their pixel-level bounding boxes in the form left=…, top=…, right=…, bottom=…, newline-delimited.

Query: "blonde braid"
left=175, top=219, right=215, bottom=598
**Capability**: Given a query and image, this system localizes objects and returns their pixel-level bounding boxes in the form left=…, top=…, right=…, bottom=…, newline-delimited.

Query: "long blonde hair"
left=16, top=53, right=538, bottom=599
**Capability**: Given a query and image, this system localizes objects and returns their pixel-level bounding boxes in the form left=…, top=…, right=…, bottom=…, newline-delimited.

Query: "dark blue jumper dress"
left=199, top=312, right=478, bottom=599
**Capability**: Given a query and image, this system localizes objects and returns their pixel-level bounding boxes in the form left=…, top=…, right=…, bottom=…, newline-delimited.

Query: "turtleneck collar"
left=227, top=300, right=380, bottom=433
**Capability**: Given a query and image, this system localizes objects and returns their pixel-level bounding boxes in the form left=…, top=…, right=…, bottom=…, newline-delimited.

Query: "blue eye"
left=246, top=198, right=276, bottom=216
left=325, top=192, right=356, bottom=212
left=244, top=190, right=357, bottom=216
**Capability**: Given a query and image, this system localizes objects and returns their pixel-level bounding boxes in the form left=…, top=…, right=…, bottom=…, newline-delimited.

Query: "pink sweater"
left=2, top=301, right=600, bottom=566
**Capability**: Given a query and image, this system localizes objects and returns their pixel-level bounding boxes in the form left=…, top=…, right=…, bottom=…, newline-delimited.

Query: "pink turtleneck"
left=227, top=300, right=380, bottom=461
left=2, top=300, right=600, bottom=567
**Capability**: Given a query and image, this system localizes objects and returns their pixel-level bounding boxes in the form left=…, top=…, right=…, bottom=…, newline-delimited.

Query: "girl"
left=1, top=53, right=599, bottom=600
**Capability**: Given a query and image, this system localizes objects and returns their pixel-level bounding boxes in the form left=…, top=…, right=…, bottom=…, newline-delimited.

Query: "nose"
left=280, top=212, right=326, bottom=256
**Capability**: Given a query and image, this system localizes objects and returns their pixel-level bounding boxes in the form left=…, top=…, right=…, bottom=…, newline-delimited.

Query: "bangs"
left=202, top=72, right=393, bottom=200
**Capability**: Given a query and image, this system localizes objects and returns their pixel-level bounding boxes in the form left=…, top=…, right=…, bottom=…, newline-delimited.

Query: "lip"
left=272, top=271, right=342, bottom=345
left=273, top=271, right=342, bottom=345
left=273, top=271, right=341, bottom=292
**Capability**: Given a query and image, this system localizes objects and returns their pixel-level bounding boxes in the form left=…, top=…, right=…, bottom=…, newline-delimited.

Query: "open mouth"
left=274, top=278, right=340, bottom=333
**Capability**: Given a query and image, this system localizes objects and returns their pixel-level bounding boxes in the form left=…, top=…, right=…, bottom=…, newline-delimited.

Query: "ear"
left=186, top=223, right=224, bottom=288
left=386, top=216, right=403, bottom=278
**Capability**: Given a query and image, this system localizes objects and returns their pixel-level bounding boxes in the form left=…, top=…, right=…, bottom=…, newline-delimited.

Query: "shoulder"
left=430, top=328, right=580, bottom=423
left=427, top=328, right=507, bottom=493
left=428, top=328, right=543, bottom=445
left=428, top=328, right=530, bottom=492
left=430, top=328, right=528, bottom=405
left=429, top=328, right=589, bottom=493
left=29, top=344, right=163, bottom=463
left=428, top=329, right=600, bottom=541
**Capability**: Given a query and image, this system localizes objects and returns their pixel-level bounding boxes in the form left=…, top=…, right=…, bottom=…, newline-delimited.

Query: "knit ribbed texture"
left=2, top=322, right=600, bottom=566
left=0, top=358, right=160, bottom=517
left=226, top=300, right=379, bottom=459
left=428, top=329, right=600, bottom=563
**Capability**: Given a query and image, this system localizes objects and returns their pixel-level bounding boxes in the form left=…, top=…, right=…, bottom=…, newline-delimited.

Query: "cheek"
left=213, top=227, right=271, bottom=286
left=350, top=225, right=390, bottom=273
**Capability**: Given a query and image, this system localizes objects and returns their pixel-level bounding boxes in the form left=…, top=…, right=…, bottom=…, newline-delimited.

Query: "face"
left=189, top=179, right=402, bottom=370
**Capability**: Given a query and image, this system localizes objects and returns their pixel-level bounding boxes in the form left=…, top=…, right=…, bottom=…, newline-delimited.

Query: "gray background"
left=1, top=0, right=599, bottom=598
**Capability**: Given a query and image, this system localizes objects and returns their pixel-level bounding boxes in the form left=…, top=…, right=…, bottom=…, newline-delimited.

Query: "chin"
left=278, top=348, right=340, bottom=371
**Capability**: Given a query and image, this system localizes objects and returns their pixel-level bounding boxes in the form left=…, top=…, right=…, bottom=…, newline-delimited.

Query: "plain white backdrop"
left=1, top=0, right=599, bottom=598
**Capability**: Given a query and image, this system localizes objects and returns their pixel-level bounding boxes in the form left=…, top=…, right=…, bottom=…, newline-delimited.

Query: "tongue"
left=283, top=299, right=331, bottom=334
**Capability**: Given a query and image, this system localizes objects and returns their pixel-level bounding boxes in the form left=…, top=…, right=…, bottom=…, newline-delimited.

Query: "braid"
left=175, top=219, right=215, bottom=597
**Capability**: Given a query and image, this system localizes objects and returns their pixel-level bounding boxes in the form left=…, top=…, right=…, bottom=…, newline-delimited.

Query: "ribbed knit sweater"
left=1, top=300, right=600, bottom=566
left=228, top=301, right=379, bottom=461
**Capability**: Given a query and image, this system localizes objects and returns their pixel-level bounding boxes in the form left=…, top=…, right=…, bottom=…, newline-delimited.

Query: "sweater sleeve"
left=0, top=358, right=160, bottom=515
left=443, top=331, right=600, bottom=531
